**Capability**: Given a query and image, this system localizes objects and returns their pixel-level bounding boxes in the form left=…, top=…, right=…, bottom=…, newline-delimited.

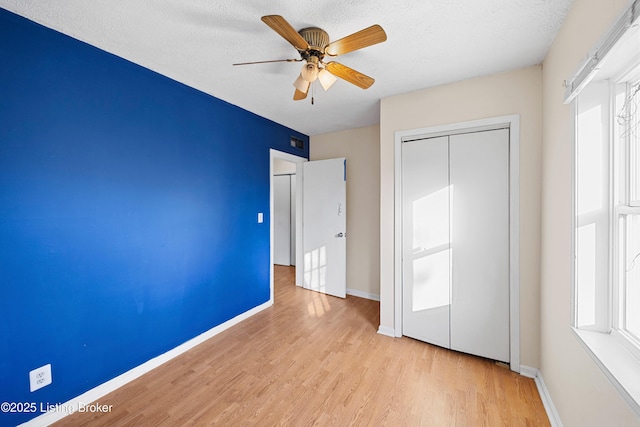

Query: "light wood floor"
left=54, top=266, right=549, bottom=426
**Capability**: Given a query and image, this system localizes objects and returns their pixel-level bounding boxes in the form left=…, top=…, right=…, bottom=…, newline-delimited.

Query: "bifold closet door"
left=449, top=129, right=509, bottom=363
left=401, top=129, right=510, bottom=364
left=402, top=136, right=451, bottom=348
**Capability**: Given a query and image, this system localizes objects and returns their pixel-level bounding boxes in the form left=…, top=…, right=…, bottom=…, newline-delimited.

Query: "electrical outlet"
left=29, top=364, right=52, bottom=392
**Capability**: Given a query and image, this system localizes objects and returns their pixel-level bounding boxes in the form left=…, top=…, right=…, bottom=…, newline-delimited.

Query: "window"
left=617, top=81, right=640, bottom=344
left=569, top=1, right=640, bottom=415
left=575, top=79, right=640, bottom=340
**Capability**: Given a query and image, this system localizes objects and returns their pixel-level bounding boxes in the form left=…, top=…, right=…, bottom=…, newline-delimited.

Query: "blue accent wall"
left=0, top=8, right=308, bottom=425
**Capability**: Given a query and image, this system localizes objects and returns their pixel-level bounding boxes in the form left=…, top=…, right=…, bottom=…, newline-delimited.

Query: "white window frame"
left=614, top=78, right=640, bottom=348
left=571, top=50, right=640, bottom=419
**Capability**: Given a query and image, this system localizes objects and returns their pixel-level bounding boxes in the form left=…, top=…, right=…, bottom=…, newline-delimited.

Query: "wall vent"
left=290, top=136, right=304, bottom=150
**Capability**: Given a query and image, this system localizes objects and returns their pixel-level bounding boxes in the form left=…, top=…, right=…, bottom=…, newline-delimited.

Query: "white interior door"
left=297, top=158, right=347, bottom=298
left=274, top=175, right=291, bottom=266
left=401, top=129, right=510, bottom=363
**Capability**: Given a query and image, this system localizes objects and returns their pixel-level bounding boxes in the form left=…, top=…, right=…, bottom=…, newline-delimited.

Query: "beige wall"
left=379, top=66, right=543, bottom=368
left=540, top=0, right=639, bottom=425
left=310, top=125, right=381, bottom=299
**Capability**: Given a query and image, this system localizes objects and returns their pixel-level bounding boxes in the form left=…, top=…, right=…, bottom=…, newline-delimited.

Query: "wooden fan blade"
left=325, top=62, right=375, bottom=89
left=325, top=24, right=387, bottom=56
left=233, top=59, right=301, bottom=66
left=261, top=15, right=309, bottom=51
left=293, top=89, right=308, bottom=101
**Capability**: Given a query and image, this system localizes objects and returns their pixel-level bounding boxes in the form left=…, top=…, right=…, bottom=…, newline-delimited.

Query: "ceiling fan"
left=234, top=15, right=387, bottom=101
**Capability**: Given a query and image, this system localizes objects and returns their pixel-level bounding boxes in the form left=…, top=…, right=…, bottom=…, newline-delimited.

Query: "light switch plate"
left=258, top=212, right=263, bottom=223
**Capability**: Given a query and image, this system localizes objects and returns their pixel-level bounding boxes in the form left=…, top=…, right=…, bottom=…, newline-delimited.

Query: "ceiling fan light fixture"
left=300, top=62, right=319, bottom=83
left=318, top=68, right=337, bottom=91
left=293, top=74, right=310, bottom=93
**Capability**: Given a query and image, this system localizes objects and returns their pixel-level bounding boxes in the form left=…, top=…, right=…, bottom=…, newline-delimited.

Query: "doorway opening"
left=269, top=149, right=306, bottom=305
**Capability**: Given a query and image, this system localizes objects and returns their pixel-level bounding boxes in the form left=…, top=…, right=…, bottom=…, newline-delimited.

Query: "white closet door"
left=402, top=136, right=451, bottom=348
left=449, top=129, right=510, bottom=363
left=274, top=175, right=291, bottom=266
left=290, top=174, right=297, bottom=266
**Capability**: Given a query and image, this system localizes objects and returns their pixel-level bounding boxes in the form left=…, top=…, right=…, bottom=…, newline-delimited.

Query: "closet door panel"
left=274, top=174, right=292, bottom=266
left=449, top=129, right=510, bottom=363
left=402, top=136, right=451, bottom=348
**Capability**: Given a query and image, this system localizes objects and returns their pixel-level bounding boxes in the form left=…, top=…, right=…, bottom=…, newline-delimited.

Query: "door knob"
left=335, top=232, right=345, bottom=238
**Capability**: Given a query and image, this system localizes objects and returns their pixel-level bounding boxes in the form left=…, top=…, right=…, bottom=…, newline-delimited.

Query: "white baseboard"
left=19, top=300, right=273, bottom=427
left=377, top=325, right=396, bottom=337
left=346, top=288, right=380, bottom=301
left=520, top=365, right=563, bottom=427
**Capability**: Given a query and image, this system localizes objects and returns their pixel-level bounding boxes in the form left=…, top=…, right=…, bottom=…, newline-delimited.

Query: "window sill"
left=572, top=327, right=640, bottom=418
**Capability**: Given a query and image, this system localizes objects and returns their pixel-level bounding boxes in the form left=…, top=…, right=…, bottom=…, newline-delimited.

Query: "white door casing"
left=390, top=114, right=521, bottom=372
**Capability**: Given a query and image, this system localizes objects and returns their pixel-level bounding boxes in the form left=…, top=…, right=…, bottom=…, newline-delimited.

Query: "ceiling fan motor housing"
left=298, top=27, right=329, bottom=61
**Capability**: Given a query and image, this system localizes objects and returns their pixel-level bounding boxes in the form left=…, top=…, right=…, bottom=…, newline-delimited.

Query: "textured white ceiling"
left=0, top=0, right=573, bottom=136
